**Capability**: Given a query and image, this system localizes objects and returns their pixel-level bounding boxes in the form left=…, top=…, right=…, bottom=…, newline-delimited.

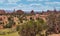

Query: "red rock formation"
left=0, top=10, right=5, bottom=14
left=30, top=10, right=35, bottom=14
left=16, top=10, right=24, bottom=14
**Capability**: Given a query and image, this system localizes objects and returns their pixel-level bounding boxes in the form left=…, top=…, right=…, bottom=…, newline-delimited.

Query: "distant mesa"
left=0, top=9, right=59, bottom=15
left=15, top=10, right=24, bottom=14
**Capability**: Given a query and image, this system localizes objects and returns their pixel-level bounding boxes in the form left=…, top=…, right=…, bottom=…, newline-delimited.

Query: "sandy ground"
left=48, top=34, right=60, bottom=36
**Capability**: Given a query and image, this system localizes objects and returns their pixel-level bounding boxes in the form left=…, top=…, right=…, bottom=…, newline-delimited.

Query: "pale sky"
left=0, top=0, right=60, bottom=11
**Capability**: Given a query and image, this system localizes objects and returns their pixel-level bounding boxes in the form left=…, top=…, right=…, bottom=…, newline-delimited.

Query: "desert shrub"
left=46, top=13, right=60, bottom=34
left=19, top=18, right=48, bottom=36
left=16, top=25, right=20, bottom=31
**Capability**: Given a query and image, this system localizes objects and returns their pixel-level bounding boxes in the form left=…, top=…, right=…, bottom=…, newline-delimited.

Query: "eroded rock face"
left=0, top=10, right=6, bottom=14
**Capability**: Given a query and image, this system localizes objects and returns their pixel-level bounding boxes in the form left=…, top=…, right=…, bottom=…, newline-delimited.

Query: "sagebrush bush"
left=19, top=18, right=48, bottom=36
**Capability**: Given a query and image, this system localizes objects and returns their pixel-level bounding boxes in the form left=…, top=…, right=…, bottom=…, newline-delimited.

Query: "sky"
left=0, top=0, right=60, bottom=11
